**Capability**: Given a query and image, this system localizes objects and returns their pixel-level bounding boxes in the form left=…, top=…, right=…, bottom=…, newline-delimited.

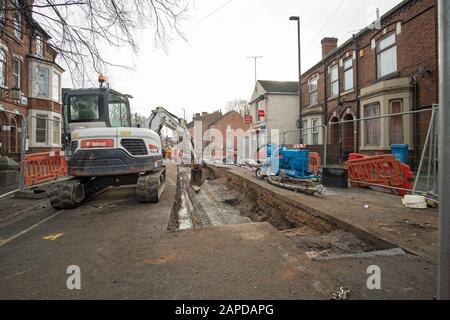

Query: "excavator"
left=49, top=76, right=195, bottom=209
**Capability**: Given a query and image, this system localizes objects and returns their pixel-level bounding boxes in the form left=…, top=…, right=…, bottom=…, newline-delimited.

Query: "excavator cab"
left=62, top=88, right=132, bottom=145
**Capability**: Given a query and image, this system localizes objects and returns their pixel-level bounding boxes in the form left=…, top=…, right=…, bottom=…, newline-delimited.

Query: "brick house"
left=0, top=0, right=63, bottom=162
left=207, top=110, right=250, bottom=162
left=299, top=0, right=438, bottom=165
left=187, top=111, right=223, bottom=151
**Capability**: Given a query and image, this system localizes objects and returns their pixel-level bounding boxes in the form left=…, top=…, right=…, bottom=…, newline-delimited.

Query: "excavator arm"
left=146, top=107, right=199, bottom=166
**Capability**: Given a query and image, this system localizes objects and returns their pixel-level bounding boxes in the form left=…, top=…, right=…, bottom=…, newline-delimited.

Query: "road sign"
left=244, top=115, right=252, bottom=124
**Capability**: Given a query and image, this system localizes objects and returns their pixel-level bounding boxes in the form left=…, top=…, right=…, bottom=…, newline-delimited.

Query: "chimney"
left=202, top=112, right=208, bottom=117
left=321, top=37, right=338, bottom=58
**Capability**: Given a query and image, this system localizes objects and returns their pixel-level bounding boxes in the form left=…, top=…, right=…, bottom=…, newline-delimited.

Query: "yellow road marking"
left=42, top=233, right=63, bottom=241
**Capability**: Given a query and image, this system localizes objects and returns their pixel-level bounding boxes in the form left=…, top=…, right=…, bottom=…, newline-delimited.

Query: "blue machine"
left=257, top=144, right=320, bottom=180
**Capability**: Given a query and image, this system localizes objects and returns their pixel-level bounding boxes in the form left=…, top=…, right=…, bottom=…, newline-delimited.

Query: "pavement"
left=0, top=162, right=438, bottom=299
left=221, top=165, right=438, bottom=262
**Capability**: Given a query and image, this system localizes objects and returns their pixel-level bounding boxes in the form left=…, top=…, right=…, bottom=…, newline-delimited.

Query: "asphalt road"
left=0, top=162, right=437, bottom=300
left=0, top=164, right=178, bottom=299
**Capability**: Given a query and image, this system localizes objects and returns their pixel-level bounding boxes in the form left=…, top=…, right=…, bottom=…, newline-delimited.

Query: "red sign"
left=244, top=115, right=253, bottom=124
left=258, top=109, right=265, bottom=118
left=81, top=139, right=114, bottom=149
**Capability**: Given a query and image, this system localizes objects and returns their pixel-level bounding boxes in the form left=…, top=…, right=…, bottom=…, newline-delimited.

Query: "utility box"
left=391, top=144, right=409, bottom=164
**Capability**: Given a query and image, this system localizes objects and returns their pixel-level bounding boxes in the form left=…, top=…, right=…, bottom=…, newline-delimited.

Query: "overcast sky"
left=62, top=0, right=403, bottom=122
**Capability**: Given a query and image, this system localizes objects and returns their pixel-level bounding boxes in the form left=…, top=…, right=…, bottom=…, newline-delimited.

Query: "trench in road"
left=170, top=165, right=407, bottom=260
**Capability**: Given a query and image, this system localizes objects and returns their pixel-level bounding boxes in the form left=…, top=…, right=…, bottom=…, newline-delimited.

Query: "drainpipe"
left=354, top=34, right=360, bottom=153
left=323, top=64, right=328, bottom=163
left=412, top=76, right=420, bottom=169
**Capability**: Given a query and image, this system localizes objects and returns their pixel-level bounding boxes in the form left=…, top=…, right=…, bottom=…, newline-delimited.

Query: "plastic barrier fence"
left=345, top=153, right=413, bottom=196
left=24, top=151, right=68, bottom=187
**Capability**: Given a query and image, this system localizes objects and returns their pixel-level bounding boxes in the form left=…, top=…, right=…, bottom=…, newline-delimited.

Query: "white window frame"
left=330, top=65, right=339, bottom=97
left=13, top=12, right=22, bottom=40
left=36, top=34, right=43, bottom=57
left=52, top=71, right=60, bottom=102
left=35, top=66, right=49, bottom=97
left=364, top=103, right=381, bottom=146
left=13, top=58, right=21, bottom=89
left=301, top=120, right=308, bottom=144
left=53, top=116, right=61, bottom=145
left=377, top=33, right=397, bottom=78
left=35, top=114, right=48, bottom=144
left=0, top=0, right=5, bottom=24
left=0, top=48, right=6, bottom=88
left=311, top=118, right=319, bottom=145
left=343, top=58, right=353, bottom=91
left=309, top=77, right=318, bottom=106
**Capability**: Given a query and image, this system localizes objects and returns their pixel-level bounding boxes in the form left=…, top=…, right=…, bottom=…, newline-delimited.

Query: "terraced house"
left=0, top=0, right=63, bottom=162
left=299, top=0, right=438, bottom=166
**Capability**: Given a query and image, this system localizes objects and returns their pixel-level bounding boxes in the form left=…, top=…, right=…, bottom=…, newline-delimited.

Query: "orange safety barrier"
left=24, top=151, right=68, bottom=187
left=309, top=152, right=321, bottom=174
left=345, top=153, right=413, bottom=196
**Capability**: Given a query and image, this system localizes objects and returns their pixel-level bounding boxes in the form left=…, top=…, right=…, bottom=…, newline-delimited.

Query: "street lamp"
left=290, top=16, right=303, bottom=144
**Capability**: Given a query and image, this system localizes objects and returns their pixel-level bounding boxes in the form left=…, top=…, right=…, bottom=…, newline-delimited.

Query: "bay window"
left=377, top=33, right=397, bottom=78
left=364, top=103, right=381, bottom=146
left=312, top=118, right=319, bottom=145
left=53, top=116, right=61, bottom=145
left=301, top=120, right=308, bottom=144
left=52, top=71, right=60, bottom=101
left=389, top=99, right=404, bottom=144
left=36, top=66, right=49, bottom=97
left=36, top=115, right=48, bottom=143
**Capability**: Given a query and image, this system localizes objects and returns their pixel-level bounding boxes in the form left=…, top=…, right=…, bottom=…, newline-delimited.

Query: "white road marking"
left=0, top=210, right=65, bottom=248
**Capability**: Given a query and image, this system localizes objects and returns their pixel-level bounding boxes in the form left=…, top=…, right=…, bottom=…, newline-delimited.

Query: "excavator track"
left=49, top=179, right=86, bottom=210
left=136, top=167, right=166, bottom=203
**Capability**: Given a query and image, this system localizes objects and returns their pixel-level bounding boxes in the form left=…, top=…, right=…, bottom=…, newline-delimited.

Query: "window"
left=36, top=34, right=43, bottom=57
left=13, top=58, right=20, bottom=89
left=69, top=95, right=100, bottom=121
left=108, top=93, right=129, bottom=127
left=377, top=33, right=397, bottom=78
left=343, top=58, right=353, bottom=91
left=364, top=103, right=381, bottom=146
left=301, top=120, right=308, bottom=144
left=0, top=0, right=5, bottom=24
left=36, top=67, right=49, bottom=97
left=330, top=65, right=339, bottom=97
left=309, top=77, right=318, bottom=106
left=312, top=118, right=319, bottom=145
left=13, top=12, right=22, bottom=40
left=52, top=72, right=60, bottom=101
left=389, top=99, right=404, bottom=144
left=36, top=115, right=47, bottom=143
left=53, top=116, right=60, bottom=145
left=0, top=48, right=5, bottom=87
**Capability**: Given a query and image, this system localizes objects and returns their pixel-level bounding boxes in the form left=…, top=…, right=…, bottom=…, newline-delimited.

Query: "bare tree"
left=0, top=0, right=189, bottom=86
left=226, top=99, right=248, bottom=116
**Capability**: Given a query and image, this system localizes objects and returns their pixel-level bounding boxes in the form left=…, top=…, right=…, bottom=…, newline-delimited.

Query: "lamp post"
left=438, top=0, right=450, bottom=300
left=246, top=56, right=263, bottom=85
left=290, top=16, right=303, bottom=144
